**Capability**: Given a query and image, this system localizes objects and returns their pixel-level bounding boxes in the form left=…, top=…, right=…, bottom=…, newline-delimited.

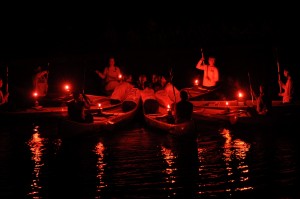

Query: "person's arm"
left=0, top=91, right=8, bottom=105
left=196, top=58, right=206, bottom=70
left=36, top=71, right=48, bottom=78
left=96, top=68, right=107, bottom=79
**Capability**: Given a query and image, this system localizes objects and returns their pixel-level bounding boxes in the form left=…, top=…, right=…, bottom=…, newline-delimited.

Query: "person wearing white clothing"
left=196, top=56, right=219, bottom=88
left=278, top=68, right=294, bottom=103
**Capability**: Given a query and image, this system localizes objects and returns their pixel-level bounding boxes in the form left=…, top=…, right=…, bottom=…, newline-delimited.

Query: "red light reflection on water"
left=27, top=126, right=45, bottom=197
left=161, top=145, right=177, bottom=197
left=220, top=128, right=253, bottom=192
left=94, top=141, right=107, bottom=197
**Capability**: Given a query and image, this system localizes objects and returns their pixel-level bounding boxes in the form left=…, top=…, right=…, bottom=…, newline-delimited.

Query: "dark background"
left=1, top=6, right=299, bottom=102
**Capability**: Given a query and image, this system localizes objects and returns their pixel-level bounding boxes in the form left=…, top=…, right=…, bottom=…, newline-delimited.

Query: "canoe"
left=181, top=85, right=220, bottom=100
left=0, top=94, right=112, bottom=121
left=58, top=88, right=141, bottom=137
left=192, top=100, right=300, bottom=127
left=141, top=93, right=196, bottom=137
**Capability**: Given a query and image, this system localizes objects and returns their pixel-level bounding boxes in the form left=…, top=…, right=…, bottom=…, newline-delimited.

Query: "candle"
left=194, top=79, right=199, bottom=86
left=167, top=104, right=172, bottom=115
left=98, top=103, right=103, bottom=114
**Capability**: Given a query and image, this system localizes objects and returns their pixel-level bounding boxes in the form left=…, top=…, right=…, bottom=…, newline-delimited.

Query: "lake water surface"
left=0, top=119, right=299, bottom=199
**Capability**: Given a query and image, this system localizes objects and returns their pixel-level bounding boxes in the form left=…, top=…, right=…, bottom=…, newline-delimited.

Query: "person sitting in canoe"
left=250, top=83, right=272, bottom=115
left=175, top=90, right=193, bottom=123
left=110, top=74, right=135, bottom=105
left=67, top=90, right=93, bottom=123
left=95, top=56, right=122, bottom=96
left=155, top=72, right=180, bottom=109
left=140, top=81, right=159, bottom=114
left=32, top=66, right=49, bottom=97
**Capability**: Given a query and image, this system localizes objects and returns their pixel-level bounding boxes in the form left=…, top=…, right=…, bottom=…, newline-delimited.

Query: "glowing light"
left=226, top=101, right=229, bottom=106
left=167, top=104, right=172, bottom=115
left=194, top=79, right=199, bottom=86
left=238, top=91, right=243, bottom=98
left=33, top=92, right=38, bottom=98
left=118, top=74, right=122, bottom=79
left=64, top=84, right=71, bottom=92
left=98, top=103, right=103, bottom=114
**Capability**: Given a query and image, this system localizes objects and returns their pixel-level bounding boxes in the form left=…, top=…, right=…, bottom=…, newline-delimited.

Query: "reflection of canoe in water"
left=58, top=88, right=141, bottom=137
left=192, top=100, right=300, bottom=127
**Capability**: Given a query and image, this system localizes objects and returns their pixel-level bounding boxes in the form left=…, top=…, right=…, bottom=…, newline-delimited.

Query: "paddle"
left=248, top=72, right=254, bottom=104
left=275, top=48, right=282, bottom=93
left=5, top=65, right=8, bottom=94
left=169, top=67, right=177, bottom=104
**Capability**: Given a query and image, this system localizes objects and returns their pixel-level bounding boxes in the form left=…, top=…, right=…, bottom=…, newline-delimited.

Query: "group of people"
left=0, top=52, right=295, bottom=120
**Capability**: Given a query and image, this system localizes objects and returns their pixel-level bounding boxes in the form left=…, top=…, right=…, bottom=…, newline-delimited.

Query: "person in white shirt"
left=196, top=55, right=219, bottom=88
left=95, top=56, right=122, bottom=95
left=278, top=68, right=294, bottom=103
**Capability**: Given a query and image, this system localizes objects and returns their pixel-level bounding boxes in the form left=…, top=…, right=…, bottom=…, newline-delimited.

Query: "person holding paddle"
left=278, top=68, right=294, bottom=104
left=196, top=52, right=219, bottom=89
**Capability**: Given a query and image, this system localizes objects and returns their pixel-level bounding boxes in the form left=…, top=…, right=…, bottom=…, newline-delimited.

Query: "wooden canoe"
left=181, top=85, right=220, bottom=100
left=141, top=97, right=195, bottom=137
left=58, top=88, right=141, bottom=137
left=0, top=94, right=114, bottom=121
left=192, top=100, right=300, bottom=127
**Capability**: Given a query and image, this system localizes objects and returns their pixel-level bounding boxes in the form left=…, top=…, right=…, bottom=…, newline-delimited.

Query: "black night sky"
left=1, top=6, right=299, bottom=100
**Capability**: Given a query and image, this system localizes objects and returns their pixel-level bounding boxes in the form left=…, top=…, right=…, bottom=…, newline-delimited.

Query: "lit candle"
left=194, top=79, right=199, bottom=86
left=167, top=104, right=172, bottom=115
left=64, top=84, right=70, bottom=92
left=33, top=91, right=39, bottom=106
left=98, top=103, right=102, bottom=114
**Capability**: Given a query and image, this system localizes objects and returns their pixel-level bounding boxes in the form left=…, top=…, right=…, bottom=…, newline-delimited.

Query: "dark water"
left=0, top=118, right=299, bottom=199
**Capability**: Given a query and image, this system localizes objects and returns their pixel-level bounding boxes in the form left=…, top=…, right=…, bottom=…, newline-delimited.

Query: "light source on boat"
left=98, top=103, right=103, bottom=114
left=238, top=91, right=244, bottom=99
left=237, top=91, right=245, bottom=106
left=118, top=74, right=122, bottom=80
left=64, top=84, right=71, bottom=92
left=167, top=104, right=172, bottom=115
left=194, top=79, right=199, bottom=86
left=33, top=91, right=39, bottom=107
left=226, top=101, right=229, bottom=106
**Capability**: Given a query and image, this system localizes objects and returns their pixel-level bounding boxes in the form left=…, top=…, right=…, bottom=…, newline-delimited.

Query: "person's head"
left=35, top=66, right=42, bottom=72
left=208, top=56, right=216, bottom=66
left=108, top=57, right=115, bottom=66
left=180, top=90, right=189, bottom=101
left=160, top=72, right=171, bottom=86
left=283, top=68, right=290, bottom=77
